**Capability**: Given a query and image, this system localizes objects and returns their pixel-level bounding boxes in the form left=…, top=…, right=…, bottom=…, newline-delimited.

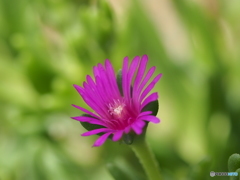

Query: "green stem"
left=130, top=137, right=162, bottom=180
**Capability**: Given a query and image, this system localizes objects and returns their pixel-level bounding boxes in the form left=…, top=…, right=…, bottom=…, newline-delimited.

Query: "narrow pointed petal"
left=86, top=75, right=96, bottom=87
left=73, top=84, right=84, bottom=95
left=80, top=85, right=109, bottom=117
left=71, top=104, right=99, bottom=119
left=82, top=128, right=112, bottom=136
left=112, top=130, right=124, bottom=141
left=71, top=116, right=106, bottom=126
left=86, top=120, right=106, bottom=126
left=122, top=57, right=129, bottom=97
left=97, top=63, right=115, bottom=98
left=93, top=132, right=112, bottom=147
left=84, top=76, right=107, bottom=110
left=105, top=59, right=120, bottom=97
left=140, top=74, right=162, bottom=102
left=135, top=66, right=156, bottom=99
left=135, top=120, right=146, bottom=128
left=141, top=92, right=158, bottom=110
left=124, top=126, right=131, bottom=134
left=138, top=111, right=152, bottom=117
left=133, top=55, right=148, bottom=91
left=126, top=56, right=140, bottom=100
left=71, top=116, right=98, bottom=122
left=95, top=76, right=110, bottom=103
left=131, top=124, right=143, bottom=135
left=93, top=66, right=100, bottom=78
left=141, top=115, right=160, bottom=123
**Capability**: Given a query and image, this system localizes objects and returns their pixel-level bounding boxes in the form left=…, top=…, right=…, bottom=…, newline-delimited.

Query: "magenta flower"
left=71, top=55, right=162, bottom=147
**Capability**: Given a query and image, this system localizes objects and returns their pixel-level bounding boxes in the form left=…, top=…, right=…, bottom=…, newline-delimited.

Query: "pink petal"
left=93, top=132, right=112, bottom=147
left=112, top=130, right=124, bottom=141
left=80, top=94, right=101, bottom=113
left=138, top=66, right=156, bottom=91
left=81, top=83, right=109, bottom=117
left=93, top=66, right=100, bottom=78
left=86, top=75, right=96, bottom=87
left=138, top=111, right=152, bottom=117
left=73, top=84, right=84, bottom=95
left=97, top=63, right=115, bottom=98
left=95, top=76, right=111, bottom=103
left=105, top=59, right=120, bottom=98
left=141, top=115, right=160, bottom=123
left=94, top=65, right=114, bottom=103
left=122, top=56, right=129, bottom=98
left=124, top=126, right=131, bottom=134
left=126, top=56, right=140, bottom=100
left=71, top=116, right=106, bottom=126
left=84, top=77, right=105, bottom=105
left=81, top=128, right=112, bottom=136
left=140, top=92, right=158, bottom=110
left=135, top=120, right=146, bottom=128
left=140, top=74, right=162, bottom=102
left=133, top=55, right=148, bottom=92
left=93, top=64, right=113, bottom=102
left=71, top=104, right=100, bottom=119
left=131, top=124, right=143, bottom=135
left=71, top=116, right=98, bottom=122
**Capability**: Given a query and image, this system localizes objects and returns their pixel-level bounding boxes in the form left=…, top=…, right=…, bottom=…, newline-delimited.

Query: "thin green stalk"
left=130, top=137, right=162, bottom=180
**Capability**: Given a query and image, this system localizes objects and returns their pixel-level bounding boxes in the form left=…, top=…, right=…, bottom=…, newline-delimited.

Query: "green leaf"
left=141, top=100, right=159, bottom=116
left=117, top=69, right=123, bottom=96
left=228, top=154, right=240, bottom=180
left=228, top=153, right=240, bottom=172
left=235, top=168, right=240, bottom=180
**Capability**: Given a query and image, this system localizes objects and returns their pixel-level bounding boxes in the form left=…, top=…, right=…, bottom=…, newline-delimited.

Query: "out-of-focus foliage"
left=0, top=0, right=240, bottom=179
left=228, top=154, right=240, bottom=180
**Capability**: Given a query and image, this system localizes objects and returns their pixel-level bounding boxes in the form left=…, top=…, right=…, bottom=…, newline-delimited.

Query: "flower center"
left=112, top=105, right=124, bottom=115
left=106, top=99, right=137, bottom=130
left=108, top=99, right=126, bottom=120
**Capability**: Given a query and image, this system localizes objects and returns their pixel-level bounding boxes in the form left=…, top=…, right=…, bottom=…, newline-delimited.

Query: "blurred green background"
left=1, top=0, right=240, bottom=179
